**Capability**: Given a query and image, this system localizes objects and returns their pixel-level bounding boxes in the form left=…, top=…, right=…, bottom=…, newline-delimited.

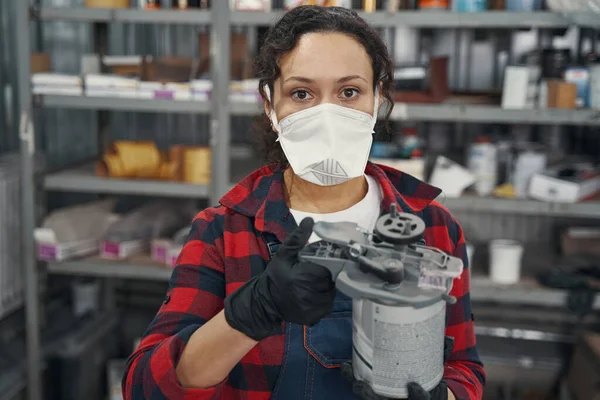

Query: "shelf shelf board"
left=470, top=276, right=600, bottom=310
left=36, top=8, right=594, bottom=29
left=45, top=165, right=600, bottom=218
left=47, top=258, right=600, bottom=310
left=442, top=195, right=600, bottom=218
left=44, top=164, right=210, bottom=198
left=36, top=7, right=212, bottom=25
left=34, top=95, right=600, bottom=126
left=232, top=100, right=600, bottom=126
left=391, top=103, right=600, bottom=125
left=230, top=101, right=263, bottom=116
left=231, top=11, right=581, bottom=28
left=35, top=94, right=210, bottom=114
left=47, top=256, right=174, bottom=282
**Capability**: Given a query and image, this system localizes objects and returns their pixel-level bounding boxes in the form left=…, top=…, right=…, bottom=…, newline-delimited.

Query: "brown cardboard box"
left=394, top=57, right=449, bottom=103
left=561, top=227, right=600, bottom=257
left=198, top=32, right=251, bottom=80
left=144, top=57, right=199, bottom=83
left=85, top=0, right=129, bottom=7
left=31, top=53, right=51, bottom=73
left=568, top=332, right=600, bottom=400
left=547, top=80, right=577, bottom=109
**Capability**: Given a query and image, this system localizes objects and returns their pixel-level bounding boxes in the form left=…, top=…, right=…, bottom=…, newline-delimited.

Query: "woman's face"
left=267, top=32, right=376, bottom=123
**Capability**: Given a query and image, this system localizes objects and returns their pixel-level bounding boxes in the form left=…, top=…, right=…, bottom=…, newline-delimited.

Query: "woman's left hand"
left=340, top=337, right=455, bottom=400
left=340, top=364, right=450, bottom=400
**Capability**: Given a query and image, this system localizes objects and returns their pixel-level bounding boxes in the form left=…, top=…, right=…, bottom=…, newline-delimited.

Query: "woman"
left=123, top=6, right=485, bottom=400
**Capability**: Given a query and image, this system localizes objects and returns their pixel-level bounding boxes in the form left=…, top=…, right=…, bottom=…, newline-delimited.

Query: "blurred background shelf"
left=34, top=94, right=211, bottom=114
left=44, top=163, right=600, bottom=217
left=230, top=11, right=579, bottom=28
left=390, top=103, right=600, bottom=125
left=46, top=256, right=600, bottom=311
left=44, top=164, right=211, bottom=198
left=470, top=276, right=600, bottom=310
left=37, top=7, right=212, bottom=25
left=36, top=8, right=582, bottom=28
left=46, top=256, right=174, bottom=282
left=33, top=95, right=600, bottom=125
left=43, top=158, right=259, bottom=198
left=442, top=196, right=600, bottom=218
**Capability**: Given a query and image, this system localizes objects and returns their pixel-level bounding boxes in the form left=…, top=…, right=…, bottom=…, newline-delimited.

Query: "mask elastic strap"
left=372, top=85, right=380, bottom=130
left=263, top=85, right=280, bottom=132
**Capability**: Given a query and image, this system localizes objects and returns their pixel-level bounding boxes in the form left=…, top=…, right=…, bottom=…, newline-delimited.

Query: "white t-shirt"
left=290, top=175, right=383, bottom=243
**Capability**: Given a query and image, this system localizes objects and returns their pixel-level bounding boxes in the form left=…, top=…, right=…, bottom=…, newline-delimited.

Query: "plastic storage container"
left=506, top=0, right=541, bottom=10
left=489, top=240, right=524, bottom=284
left=45, top=313, right=119, bottom=400
left=467, top=136, right=498, bottom=196
left=455, top=0, right=488, bottom=12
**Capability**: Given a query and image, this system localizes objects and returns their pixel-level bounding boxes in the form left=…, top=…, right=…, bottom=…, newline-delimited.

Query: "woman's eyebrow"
left=337, top=75, right=368, bottom=84
left=283, top=75, right=367, bottom=84
left=284, top=76, right=314, bottom=83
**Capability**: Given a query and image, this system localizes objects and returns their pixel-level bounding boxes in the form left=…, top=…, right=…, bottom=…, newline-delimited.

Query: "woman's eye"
left=292, top=90, right=311, bottom=100
left=341, top=88, right=359, bottom=99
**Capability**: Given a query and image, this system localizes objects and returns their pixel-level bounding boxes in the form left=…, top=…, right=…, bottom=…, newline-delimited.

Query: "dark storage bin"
left=45, top=312, right=119, bottom=400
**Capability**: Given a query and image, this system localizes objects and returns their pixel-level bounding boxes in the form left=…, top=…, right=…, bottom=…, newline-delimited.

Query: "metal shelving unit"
left=43, top=165, right=600, bottom=218
left=37, top=7, right=212, bottom=24
left=390, top=103, right=600, bottom=125
left=47, top=258, right=174, bottom=282
left=36, top=94, right=211, bottom=113
left=37, top=94, right=600, bottom=125
left=44, top=164, right=211, bottom=198
left=45, top=258, right=600, bottom=311
left=38, top=7, right=597, bottom=29
left=442, top=196, right=600, bottom=218
left=15, top=3, right=600, bottom=399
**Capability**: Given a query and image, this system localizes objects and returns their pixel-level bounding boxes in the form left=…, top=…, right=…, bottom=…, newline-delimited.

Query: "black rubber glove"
left=341, top=337, right=455, bottom=400
left=224, top=217, right=336, bottom=341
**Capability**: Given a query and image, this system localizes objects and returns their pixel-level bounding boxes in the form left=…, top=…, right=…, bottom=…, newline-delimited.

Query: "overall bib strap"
left=270, top=292, right=357, bottom=400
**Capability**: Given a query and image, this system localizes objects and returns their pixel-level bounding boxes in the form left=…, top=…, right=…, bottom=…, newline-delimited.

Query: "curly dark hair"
left=254, top=5, right=395, bottom=168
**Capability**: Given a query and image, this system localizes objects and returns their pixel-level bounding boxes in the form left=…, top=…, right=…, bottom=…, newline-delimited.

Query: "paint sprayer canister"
left=352, top=299, right=446, bottom=399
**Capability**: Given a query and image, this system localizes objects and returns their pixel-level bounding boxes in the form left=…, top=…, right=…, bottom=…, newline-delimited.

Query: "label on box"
left=102, top=240, right=145, bottom=259
left=38, top=243, right=58, bottom=261
left=167, top=245, right=184, bottom=268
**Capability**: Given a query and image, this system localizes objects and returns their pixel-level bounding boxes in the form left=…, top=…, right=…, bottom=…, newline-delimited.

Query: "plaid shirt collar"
left=219, top=162, right=442, bottom=243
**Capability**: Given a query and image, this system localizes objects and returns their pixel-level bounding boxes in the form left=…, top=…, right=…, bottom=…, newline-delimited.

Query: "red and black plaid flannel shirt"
left=123, top=162, right=486, bottom=400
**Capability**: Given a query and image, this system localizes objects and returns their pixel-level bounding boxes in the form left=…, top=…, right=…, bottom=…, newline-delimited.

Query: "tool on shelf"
left=299, top=204, right=463, bottom=398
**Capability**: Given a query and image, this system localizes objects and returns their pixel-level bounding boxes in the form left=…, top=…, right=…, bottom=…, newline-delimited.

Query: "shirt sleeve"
left=443, top=219, right=486, bottom=400
left=122, top=208, right=227, bottom=400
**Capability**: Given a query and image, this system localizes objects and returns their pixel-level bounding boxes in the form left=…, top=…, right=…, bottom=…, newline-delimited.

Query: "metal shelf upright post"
left=15, top=1, right=42, bottom=399
left=211, top=0, right=232, bottom=203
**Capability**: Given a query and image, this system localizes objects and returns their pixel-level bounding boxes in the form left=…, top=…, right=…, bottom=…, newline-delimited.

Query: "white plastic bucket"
left=489, top=240, right=524, bottom=284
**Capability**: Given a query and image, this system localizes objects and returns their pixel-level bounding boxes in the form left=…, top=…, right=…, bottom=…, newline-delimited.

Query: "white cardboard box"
left=529, top=164, right=600, bottom=203
left=35, top=228, right=99, bottom=262
left=100, top=239, right=147, bottom=260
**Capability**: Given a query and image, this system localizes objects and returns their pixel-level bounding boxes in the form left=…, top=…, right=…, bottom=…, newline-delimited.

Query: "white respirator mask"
left=266, top=86, right=380, bottom=186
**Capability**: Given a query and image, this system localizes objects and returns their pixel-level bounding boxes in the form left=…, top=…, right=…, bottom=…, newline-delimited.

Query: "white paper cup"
left=489, top=240, right=524, bottom=284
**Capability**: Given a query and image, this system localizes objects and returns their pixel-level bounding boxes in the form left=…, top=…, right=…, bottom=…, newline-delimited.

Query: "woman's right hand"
left=224, top=217, right=336, bottom=341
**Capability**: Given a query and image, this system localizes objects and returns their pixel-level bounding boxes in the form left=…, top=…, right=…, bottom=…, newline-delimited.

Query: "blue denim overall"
left=270, top=290, right=357, bottom=400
